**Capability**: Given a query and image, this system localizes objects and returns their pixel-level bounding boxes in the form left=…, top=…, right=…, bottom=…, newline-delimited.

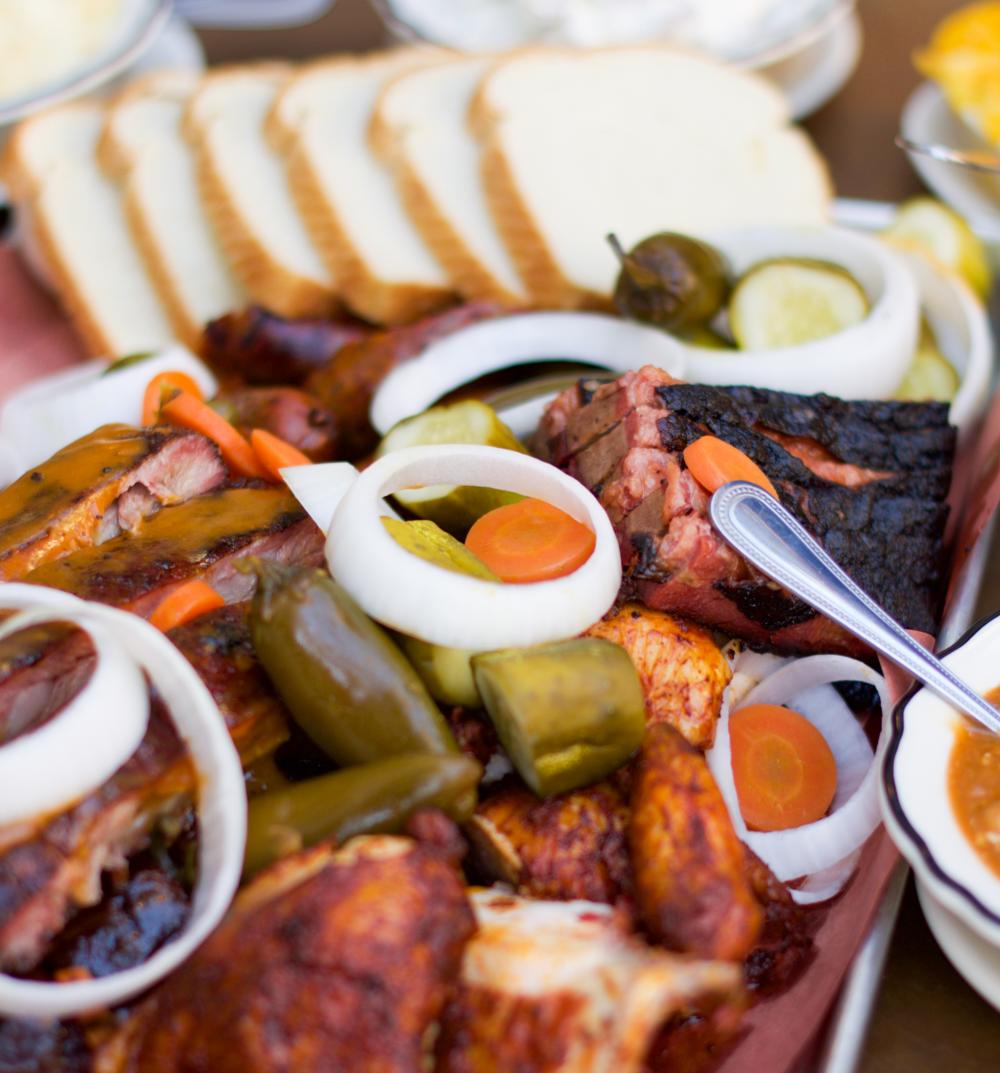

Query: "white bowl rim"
left=679, top=224, right=920, bottom=402
left=882, top=609, right=1000, bottom=945
left=0, top=0, right=172, bottom=127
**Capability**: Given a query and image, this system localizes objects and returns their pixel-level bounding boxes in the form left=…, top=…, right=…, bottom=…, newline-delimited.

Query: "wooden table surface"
left=200, top=2, right=1000, bottom=1069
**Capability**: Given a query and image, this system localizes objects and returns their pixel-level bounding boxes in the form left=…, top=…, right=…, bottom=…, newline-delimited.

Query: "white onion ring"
left=280, top=462, right=398, bottom=533
left=0, top=584, right=245, bottom=1018
left=707, top=653, right=889, bottom=904
left=325, top=445, right=622, bottom=651
left=0, top=606, right=148, bottom=827
left=369, top=312, right=686, bottom=436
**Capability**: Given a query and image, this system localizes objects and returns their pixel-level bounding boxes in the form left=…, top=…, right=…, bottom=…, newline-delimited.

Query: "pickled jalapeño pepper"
left=248, top=561, right=458, bottom=764
left=243, top=752, right=481, bottom=876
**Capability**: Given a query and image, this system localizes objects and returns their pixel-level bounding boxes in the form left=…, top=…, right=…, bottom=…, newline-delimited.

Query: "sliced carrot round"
left=142, top=371, right=204, bottom=427
left=729, top=703, right=837, bottom=832
left=160, top=391, right=267, bottom=480
left=683, top=435, right=778, bottom=499
left=149, top=580, right=225, bottom=633
left=250, top=428, right=312, bottom=483
left=465, top=498, right=596, bottom=583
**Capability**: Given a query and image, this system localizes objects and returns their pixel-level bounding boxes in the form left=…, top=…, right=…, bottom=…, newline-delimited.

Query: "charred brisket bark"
left=534, top=367, right=955, bottom=653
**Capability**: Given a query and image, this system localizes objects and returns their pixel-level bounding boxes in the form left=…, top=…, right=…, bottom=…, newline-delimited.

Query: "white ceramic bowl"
left=881, top=611, right=1000, bottom=953
left=0, top=0, right=172, bottom=128
left=682, top=226, right=920, bottom=401
left=373, top=0, right=851, bottom=69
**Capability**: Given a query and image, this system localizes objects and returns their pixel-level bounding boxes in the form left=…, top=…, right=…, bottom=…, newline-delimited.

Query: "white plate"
left=917, top=879, right=1000, bottom=1013
left=0, top=0, right=173, bottom=127
left=901, top=81, right=1000, bottom=244
left=753, top=7, right=862, bottom=120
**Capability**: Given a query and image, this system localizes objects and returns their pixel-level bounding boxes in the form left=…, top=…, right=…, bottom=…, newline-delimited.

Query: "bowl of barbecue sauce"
left=882, top=612, right=1000, bottom=1007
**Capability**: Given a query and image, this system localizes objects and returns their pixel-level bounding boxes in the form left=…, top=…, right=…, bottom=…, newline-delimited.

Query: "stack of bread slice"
left=1, top=45, right=832, bottom=360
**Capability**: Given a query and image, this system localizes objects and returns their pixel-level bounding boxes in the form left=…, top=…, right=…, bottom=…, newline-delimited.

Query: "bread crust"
left=471, top=44, right=834, bottom=308
left=123, top=183, right=203, bottom=352
left=97, top=69, right=199, bottom=178
left=287, top=137, right=452, bottom=325
left=193, top=135, right=337, bottom=321
left=2, top=102, right=172, bottom=358
left=22, top=196, right=116, bottom=357
left=184, top=62, right=339, bottom=321
left=371, top=56, right=527, bottom=308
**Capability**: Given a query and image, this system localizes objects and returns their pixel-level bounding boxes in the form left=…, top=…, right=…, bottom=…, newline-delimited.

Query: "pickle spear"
left=376, top=400, right=526, bottom=536
left=249, top=561, right=458, bottom=764
left=387, top=517, right=494, bottom=708
left=244, top=752, right=482, bottom=876
left=472, top=638, right=646, bottom=797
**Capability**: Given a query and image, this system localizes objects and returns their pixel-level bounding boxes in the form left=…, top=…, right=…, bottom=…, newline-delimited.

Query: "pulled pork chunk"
left=437, top=889, right=743, bottom=1073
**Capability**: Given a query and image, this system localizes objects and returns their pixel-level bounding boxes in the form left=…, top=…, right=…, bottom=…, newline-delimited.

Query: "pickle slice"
left=387, top=516, right=494, bottom=707
left=894, top=319, right=960, bottom=403
left=883, top=197, right=992, bottom=299
left=376, top=400, right=527, bottom=536
left=472, top=638, right=646, bottom=798
left=382, top=517, right=498, bottom=580
left=399, top=634, right=481, bottom=708
left=728, top=259, right=869, bottom=349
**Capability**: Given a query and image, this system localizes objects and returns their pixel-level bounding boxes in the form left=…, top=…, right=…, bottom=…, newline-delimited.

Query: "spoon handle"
left=895, top=134, right=1000, bottom=175
left=710, top=481, right=1000, bottom=736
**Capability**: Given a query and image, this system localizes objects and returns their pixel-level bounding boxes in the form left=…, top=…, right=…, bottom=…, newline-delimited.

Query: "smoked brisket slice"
left=24, top=487, right=324, bottom=616
left=0, top=424, right=226, bottom=580
left=0, top=604, right=289, bottom=973
left=534, top=367, right=955, bottom=652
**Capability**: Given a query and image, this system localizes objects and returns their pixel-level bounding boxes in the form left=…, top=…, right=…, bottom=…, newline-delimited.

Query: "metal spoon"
left=710, top=481, right=1000, bottom=735
left=895, top=134, right=1000, bottom=175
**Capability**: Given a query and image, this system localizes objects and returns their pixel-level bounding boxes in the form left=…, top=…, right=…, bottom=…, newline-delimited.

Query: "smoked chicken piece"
left=306, top=301, right=505, bottom=460
left=629, top=724, right=763, bottom=962
left=436, top=890, right=743, bottom=1073
left=0, top=604, right=289, bottom=972
left=0, top=424, right=225, bottom=580
left=25, top=488, right=324, bottom=617
left=534, top=367, right=955, bottom=653
left=466, top=781, right=632, bottom=905
left=585, top=603, right=731, bottom=749
left=742, top=849, right=815, bottom=995
left=202, top=305, right=370, bottom=386
left=214, top=386, right=338, bottom=461
left=102, top=836, right=475, bottom=1073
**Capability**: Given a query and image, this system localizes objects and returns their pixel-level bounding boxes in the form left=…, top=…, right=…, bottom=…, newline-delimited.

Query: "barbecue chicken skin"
left=629, top=724, right=763, bottom=962
left=99, top=835, right=475, bottom=1073
left=466, top=780, right=631, bottom=905
left=585, top=604, right=730, bottom=749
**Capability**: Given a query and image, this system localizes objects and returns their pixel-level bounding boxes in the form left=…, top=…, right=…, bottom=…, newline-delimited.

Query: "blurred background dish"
left=0, top=0, right=175, bottom=127
left=371, top=0, right=860, bottom=119
left=902, top=81, right=1000, bottom=243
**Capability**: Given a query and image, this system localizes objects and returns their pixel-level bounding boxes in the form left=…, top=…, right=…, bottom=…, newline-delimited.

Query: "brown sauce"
left=949, top=684, right=1000, bottom=877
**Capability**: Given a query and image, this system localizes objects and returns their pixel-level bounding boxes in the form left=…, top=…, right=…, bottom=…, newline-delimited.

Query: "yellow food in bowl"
left=949, top=683, right=1000, bottom=879
left=916, top=1, right=1000, bottom=144
left=0, top=0, right=126, bottom=101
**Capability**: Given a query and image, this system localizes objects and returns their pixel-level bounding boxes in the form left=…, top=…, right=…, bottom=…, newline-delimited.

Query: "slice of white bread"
left=99, top=70, right=248, bottom=351
left=269, top=51, right=455, bottom=325
left=471, top=47, right=833, bottom=308
left=1, top=103, right=175, bottom=358
left=184, top=64, right=338, bottom=320
left=371, top=54, right=528, bottom=307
